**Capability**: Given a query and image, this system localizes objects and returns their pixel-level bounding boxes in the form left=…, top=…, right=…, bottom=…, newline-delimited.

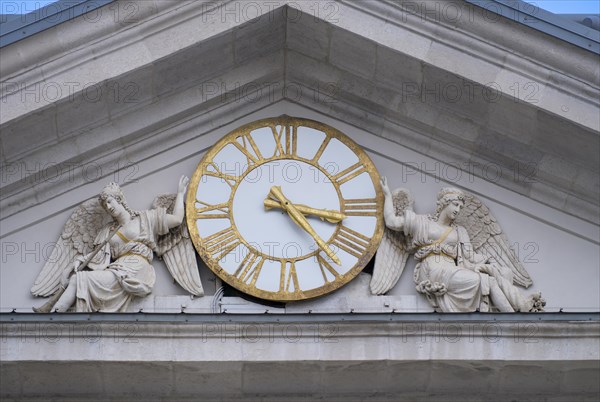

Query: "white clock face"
left=187, top=117, right=383, bottom=301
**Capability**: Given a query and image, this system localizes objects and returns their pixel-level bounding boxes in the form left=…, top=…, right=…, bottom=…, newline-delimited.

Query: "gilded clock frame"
left=186, top=116, right=384, bottom=302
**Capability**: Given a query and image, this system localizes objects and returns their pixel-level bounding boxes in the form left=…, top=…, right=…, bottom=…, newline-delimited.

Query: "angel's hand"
left=178, top=175, right=190, bottom=195
left=380, top=177, right=391, bottom=198
left=60, top=270, right=72, bottom=288
left=73, top=260, right=82, bottom=272
left=474, top=264, right=491, bottom=275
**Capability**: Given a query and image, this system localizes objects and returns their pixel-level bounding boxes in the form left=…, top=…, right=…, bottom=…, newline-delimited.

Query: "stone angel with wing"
left=31, top=176, right=204, bottom=313
left=370, top=178, right=545, bottom=313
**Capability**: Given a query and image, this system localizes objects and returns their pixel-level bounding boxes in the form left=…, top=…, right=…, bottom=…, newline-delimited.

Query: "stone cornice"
left=1, top=0, right=266, bottom=122
left=335, top=0, right=599, bottom=132
left=2, top=315, right=599, bottom=362
left=2, top=1, right=598, bottom=129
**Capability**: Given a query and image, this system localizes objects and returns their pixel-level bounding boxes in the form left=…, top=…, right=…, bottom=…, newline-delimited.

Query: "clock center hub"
left=232, top=160, right=339, bottom=260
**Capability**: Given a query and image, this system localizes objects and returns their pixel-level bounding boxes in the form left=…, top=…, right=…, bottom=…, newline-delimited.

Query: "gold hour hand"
left=267, top=186, right=341, bottom=265
left=263, top=198, right=346, bottom=223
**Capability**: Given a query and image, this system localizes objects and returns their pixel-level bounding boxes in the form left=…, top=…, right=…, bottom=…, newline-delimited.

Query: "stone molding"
left=1, top=316, right=598, bottom=362
left=340, top=0, right=599, bottom=130
left=2, top=1, right=598, bottom=128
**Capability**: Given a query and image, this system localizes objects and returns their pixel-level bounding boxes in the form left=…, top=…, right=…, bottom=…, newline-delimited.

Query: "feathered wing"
left=370, top=188, right=414, bottom=295
left=454, top=193, right=533, bottom=288
left=153, top=194, right=204, bottom=297
left=31, top=199, right=111, bottom=297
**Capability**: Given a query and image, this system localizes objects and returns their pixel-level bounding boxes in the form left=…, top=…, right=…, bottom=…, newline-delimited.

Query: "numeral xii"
left=272, top=125, right=297, bottom=157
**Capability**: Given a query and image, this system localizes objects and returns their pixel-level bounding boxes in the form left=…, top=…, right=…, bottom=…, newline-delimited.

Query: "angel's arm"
left=381, top=177, right=404, bottom=231
left=165, top=176, right=190, bottom=229
left=76, top=243, right=111, bottom=270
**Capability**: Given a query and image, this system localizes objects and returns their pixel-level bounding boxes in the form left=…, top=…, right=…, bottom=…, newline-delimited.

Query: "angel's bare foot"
left=32, top=287, right=66, bottom=313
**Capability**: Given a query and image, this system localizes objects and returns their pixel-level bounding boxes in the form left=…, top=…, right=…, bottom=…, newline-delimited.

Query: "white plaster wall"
left=1, top=102, right=598, bottom=312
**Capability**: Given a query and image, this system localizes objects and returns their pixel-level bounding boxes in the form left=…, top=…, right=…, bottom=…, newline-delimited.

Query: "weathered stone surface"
left=1, top=108, right=58, bottom=161
left=374, top=44, right=423, bottom=91
left=330, top=26, right=377, bottom=79
left=287, top=11, right=331, bottom=61
left=476, top=130, right=544, bottom=167
left=534, top=110, right=600, bottom=171
left=234, top=9, right=286, bottom=65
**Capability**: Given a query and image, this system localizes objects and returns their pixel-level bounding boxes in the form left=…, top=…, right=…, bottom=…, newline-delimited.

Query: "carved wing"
left=153, top=194, right=204, bottom=297
left=454, top=193, right=533, bottom=288
left=31, top=199, right=111, bottom=297
left=370, top=188, right=414, bottom=295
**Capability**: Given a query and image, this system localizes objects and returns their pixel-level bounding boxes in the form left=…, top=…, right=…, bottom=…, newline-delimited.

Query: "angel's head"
left=434, top=187, right=465, bottom=222
left=99, top=182, right=138, bottom=220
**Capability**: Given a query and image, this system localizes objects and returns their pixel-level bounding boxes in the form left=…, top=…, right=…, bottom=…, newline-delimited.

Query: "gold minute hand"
left=268, top=186, right=341, bottom=265
left=263, top=198, right=346, bottom=223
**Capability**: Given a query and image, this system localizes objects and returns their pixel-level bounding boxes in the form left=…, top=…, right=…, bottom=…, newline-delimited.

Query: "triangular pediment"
left=1, top=2, right=598, bottom=226
left=0, top=1, right=598, bottom=313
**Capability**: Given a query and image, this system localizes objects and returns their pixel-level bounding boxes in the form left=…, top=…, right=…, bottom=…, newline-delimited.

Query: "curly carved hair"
left=433, top=187, right=465, bottom=220
left=98, top=182, right=139, bottom=217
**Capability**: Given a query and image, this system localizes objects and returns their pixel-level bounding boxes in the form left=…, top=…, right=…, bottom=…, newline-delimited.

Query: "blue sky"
left=1, top=0, right=60, bottom=14
left=528, top=1, right=600, bottom=14
left=1, top=0, right=599, bottom=14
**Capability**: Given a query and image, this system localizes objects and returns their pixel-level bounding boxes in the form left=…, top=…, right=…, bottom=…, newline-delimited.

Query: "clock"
left=186, top=116, right=384, bottom=302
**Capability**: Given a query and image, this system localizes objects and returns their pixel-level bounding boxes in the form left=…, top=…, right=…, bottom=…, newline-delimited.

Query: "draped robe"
left=74, top=208, right=169, bottom=312
left=404, top=210, right=528, bottom=312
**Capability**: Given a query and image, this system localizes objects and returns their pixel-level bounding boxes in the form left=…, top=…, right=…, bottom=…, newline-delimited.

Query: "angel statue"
left=31, top=176, right=204, bottom=313
left=370, top=178, right=545, bottom=312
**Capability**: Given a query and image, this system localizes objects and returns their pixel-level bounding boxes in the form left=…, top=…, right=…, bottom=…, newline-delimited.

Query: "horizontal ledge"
left=2, top=311, right=599, bottom=323
left=3, top=314, right=597, bottom=363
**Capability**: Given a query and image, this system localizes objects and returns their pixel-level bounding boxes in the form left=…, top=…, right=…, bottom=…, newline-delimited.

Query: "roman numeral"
left=279, top=261, right=300, bottom=293
left=342, top=198, right=378, bottom=217
left=233, top=133, right=264, bottom=166
left=317, top=254, right=340, bottom=283
left=271, top=125, right=297, bottom=157
left=203, top=162, right=239, bottom=188
left=233, top=250, right=264, bottom=286
left=195, top=201, right=230, bottom=219
left=331, top=225, right=370, bottom=259
left=312, top=136, right=331, bottom=163
left=203, top=227, right=240, bottom=261
left=332, top=162, right=367, bottom=185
